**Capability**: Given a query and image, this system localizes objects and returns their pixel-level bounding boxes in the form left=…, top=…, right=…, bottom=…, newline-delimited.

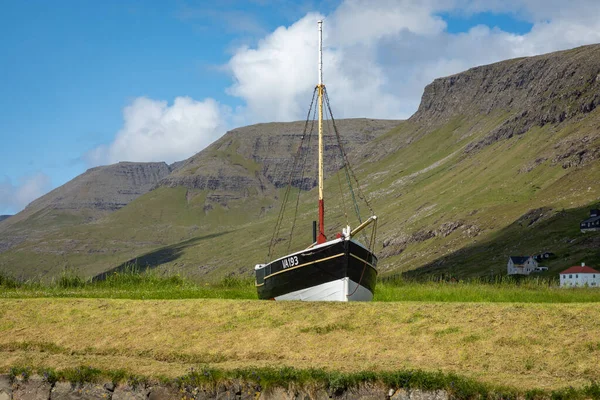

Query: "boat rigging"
left=254, top=20, right=379, bottom=302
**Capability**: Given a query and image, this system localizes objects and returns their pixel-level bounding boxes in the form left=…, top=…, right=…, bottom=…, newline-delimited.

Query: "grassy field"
left=1, top=297, right=600, bottom=393
left=3, top=272, right=600, bottom=395
left=3, top=269, right=600, bottom=303
left=0, top=269, right=257, bottom=300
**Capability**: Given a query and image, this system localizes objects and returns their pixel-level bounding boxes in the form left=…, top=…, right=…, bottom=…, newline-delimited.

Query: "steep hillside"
left=0, top=162, right=171, bottom=256
left=1, top=45, right=599, bottom=281
left=0, top=119, right=399, bottom=280
left=159, top=119, right=400, bottom=208
left=367, top=44, right=600, bottom=165
left=340, top=45, right=598, bottom=276
left=0, top=216, right=10, bottom=222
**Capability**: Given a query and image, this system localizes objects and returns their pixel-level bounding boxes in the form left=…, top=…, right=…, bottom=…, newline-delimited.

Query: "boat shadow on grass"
left=92, top=231, right=232, bottom=281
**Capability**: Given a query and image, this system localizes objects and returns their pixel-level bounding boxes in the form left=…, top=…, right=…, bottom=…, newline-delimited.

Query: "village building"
left=580, top=209, right=600, bottom=232
left=507, top=256, right=538, bottom=275
left=560, top=263, right=600, bottom=287
left=533, top=252, right=555, bottom=261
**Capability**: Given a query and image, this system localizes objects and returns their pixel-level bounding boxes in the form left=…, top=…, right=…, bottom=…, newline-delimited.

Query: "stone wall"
left=0, top=375, right=449, bottom=400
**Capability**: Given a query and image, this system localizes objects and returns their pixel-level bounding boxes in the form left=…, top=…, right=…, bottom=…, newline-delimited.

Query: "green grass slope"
left=368, top=114, right=600, bottom=277
left=1, top=45, right=599, bottom=281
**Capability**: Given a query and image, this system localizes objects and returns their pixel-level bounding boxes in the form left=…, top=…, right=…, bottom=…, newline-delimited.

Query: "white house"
left=507, top=256, right=538, bottom=275
left=560, top=263, right=600, bottom=287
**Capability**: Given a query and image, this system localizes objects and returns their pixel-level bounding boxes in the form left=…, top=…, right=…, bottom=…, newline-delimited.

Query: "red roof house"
left=560, top=263, right=600, bottom=287
left=560, top=265, right=600, bottom=275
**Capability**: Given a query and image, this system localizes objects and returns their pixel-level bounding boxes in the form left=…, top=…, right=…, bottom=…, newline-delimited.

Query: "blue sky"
left=1, top=1, right=245, bottom=192
left=1, top=0, right=599, bottom=215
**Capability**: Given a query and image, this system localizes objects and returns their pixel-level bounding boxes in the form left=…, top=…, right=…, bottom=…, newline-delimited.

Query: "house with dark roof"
left=507, top=256, right=538, bottom=275
left=581, top=209, right=600, bottom=232
left=560, top=263, right=600, bottom=287
left=533, top=252, right=555, bottom=261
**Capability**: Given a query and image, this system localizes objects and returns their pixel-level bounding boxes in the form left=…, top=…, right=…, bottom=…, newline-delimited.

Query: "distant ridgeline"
left=1, top=44, right=600, bottom=281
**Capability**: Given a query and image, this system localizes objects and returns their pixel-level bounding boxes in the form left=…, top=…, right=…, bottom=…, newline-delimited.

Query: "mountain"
left=159, top=119, right=400, bottom=208
left=0, top=162, right=172, bottom=258
left=1, top=44, right=599, bottom=281
left=366, top=44, right=600, bottom=165
left=0, top=119, right=400, bottom=280
left=0, top=215, right=11, bottom=222
left=28, top=161, right=171, bottom=214
left=361, top=44, right=600, bottom=276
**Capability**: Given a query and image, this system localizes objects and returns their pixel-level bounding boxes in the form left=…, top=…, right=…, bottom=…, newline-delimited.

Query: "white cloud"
left=226, top=14, right=324, bottom=122
left=87, top=0, right=600, bottom=169
left=87, top=96, right=228, bottom=166
left=225, top=0, right=600, bottom=122
left=226, top=11, right=405, bottom=122
left=330, top=0, right=448, bottom=45
left=0, top=173, right=52, bottom=214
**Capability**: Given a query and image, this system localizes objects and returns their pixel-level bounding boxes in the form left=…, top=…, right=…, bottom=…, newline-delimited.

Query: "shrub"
left=57, top=268, right=85, bottom=288
left=0, top=272, right=21, bottom=288
left=219, top=274, right=252, bottom=288
left=61, top=366, right=102, bottom=385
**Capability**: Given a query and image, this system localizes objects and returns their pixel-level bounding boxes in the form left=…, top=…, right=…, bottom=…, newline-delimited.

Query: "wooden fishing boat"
left=254, top=20, right=378, bottom=301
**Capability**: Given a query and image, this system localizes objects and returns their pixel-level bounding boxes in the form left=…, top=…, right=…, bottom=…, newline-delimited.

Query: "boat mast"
left=317, top=20, right=326, bottom=244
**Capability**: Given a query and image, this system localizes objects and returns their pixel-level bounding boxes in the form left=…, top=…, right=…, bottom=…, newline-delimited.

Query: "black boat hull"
left=255, top=239, right=377, bottom=301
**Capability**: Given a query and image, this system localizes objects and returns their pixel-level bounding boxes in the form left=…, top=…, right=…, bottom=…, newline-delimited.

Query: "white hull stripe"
left=264, top=253, right=344, bottom=280
left=274, top=277, right=373, bottom=302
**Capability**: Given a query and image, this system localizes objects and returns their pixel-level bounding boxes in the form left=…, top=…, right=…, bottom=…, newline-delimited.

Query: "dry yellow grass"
left=1, top=298, right=599, bottom=391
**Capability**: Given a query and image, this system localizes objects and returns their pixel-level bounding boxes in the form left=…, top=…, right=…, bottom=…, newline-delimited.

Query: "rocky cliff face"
left=25, top=161, right=172, bottom=215
left=159, top=118, right=401, bottom=202
left=413, top=44, right=600, bottom=160
left=0, top=162, right=172, bottom=252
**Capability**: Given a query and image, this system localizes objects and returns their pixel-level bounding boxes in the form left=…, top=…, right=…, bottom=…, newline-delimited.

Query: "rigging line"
left=286, top=96, right=318, bottom=252
left=272, top=87, right=317, bottom=255
left=323, top=89, right=363, bottom=223
left=325, top=102, right=349, bottom=226
left=324, top=88, right=375, bottom=216
left=270, top=155, right=298, bottom=258
left=268, top=87, right=318, bottom=260
left=324, top=88, right=371, bottom=216
left=324, top=89, right=371, bottom=244
left=268, top=169, right=293, bottom=259
left=336, top=169, right=349, bottom=225
left=322, top=88, right=360, bottom=220
left=372, top=215, right=378, bottom=251
left=270, top=105, right=313, bottom=258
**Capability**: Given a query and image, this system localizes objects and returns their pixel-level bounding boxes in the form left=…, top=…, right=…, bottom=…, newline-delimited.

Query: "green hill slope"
left=0, top=119, right=399, bottom=280
left=1, top=45, right=599, bottom=281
